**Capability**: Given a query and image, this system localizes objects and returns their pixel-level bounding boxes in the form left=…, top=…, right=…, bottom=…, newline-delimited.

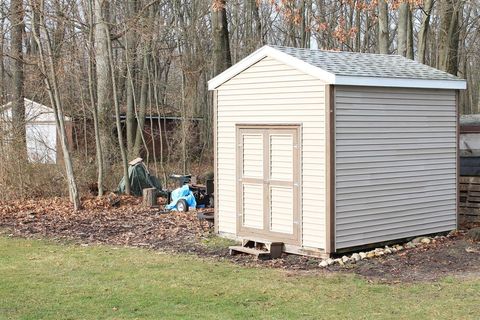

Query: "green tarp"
left=117, top=161, right=162, bottom=196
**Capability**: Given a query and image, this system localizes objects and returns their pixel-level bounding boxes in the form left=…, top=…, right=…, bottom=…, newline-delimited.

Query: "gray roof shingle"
left=272, top=46, right=461, bottom=81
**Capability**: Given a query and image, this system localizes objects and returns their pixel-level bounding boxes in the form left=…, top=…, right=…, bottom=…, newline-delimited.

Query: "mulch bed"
left=1, top=196, right=479, bottom=283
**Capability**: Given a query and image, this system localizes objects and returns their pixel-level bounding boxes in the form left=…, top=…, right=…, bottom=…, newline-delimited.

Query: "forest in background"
left=0, top=0, right=479, bottom=208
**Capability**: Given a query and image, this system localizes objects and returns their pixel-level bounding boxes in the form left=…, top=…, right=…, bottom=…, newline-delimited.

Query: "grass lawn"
left=0, top=237, right=479, bottom=320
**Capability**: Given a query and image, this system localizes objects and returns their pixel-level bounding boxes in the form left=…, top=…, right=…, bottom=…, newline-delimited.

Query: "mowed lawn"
left=0, top=237, right=479, bottom=320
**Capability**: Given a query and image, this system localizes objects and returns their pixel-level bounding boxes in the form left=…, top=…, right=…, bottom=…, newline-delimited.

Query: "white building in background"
left=460, top=114, right=480, bottom=156
left=0, top=98, right=71, bottom=164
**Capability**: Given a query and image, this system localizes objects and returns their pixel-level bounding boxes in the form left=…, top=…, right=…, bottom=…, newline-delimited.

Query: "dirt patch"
left=345, top=234, right=480, bottom=282
left=1, top=197, right=479, bottom=282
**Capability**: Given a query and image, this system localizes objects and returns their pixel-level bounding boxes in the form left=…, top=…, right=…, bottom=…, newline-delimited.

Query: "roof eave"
left=208, top=45, right=335, bottom=90
left=334, top=76, right=467, bottom=90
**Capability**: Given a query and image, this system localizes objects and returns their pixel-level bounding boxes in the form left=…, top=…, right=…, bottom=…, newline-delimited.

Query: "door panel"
left=237, top=125, right=301, bottom=245
left=270, top=186, right=294, bottom=234
left=242, top=183, right=264, bottom=229
left=270, top=134, right=293, bottom=181
left=242, top=134, right=263, bottom=178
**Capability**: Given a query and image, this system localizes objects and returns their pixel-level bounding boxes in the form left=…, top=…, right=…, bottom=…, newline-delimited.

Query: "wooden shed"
left=208, top=46, right=466, bottom=257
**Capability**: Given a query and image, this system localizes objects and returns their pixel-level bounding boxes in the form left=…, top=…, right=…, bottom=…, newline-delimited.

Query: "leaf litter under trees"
left=0, top=197, right=479, bottom=283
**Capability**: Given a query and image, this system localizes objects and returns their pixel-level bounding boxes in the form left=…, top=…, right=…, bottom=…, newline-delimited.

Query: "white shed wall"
left=334, top=86, right=457, bottom=249
left=216, top=56, right=327, bottom=249
left=26, top=123, right=57, bottom=164
left=1, top=100, right=58, bottom=164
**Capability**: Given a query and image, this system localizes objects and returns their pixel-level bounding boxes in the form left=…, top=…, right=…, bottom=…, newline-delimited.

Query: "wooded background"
left=0, top=0, right=479, bottom=208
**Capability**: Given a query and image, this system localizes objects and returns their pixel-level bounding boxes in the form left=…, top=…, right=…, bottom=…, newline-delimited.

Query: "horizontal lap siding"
left=216, top=56, right=326, bottom=249
left=335, top=86, right=457, bottom=249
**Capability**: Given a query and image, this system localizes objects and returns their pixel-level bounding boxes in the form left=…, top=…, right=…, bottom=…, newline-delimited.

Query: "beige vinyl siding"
left=216, top=56, right=326, bottom=249
left=334, top=86, right=457, bottom=249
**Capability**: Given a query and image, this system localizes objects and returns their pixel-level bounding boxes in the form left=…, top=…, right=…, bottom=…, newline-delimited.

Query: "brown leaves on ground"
left=1, top=197, right=480, bottom=282
left=0, top=196, right=211, bottom=253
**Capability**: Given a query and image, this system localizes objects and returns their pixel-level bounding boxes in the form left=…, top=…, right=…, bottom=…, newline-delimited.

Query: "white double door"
left=237, top=126, right=300, bottom=244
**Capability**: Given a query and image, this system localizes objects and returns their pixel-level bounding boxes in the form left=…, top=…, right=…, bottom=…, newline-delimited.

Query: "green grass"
left=200, top=234, right=238, bottom=250
left=0, top=237, right=479, bottom=320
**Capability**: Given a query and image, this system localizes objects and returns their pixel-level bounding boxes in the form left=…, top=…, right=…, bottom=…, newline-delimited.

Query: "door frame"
left=236, top=124, right=302, bottom=245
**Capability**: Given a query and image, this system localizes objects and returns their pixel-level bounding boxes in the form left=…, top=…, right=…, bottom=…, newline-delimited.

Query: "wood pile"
left=459, top=176, right=480, bottom=222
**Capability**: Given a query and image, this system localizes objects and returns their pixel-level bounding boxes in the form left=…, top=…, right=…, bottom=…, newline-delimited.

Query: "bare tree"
left=398, top=2, right=408, bottom=56
left=94, top=0, right=113, bottom=169
left=87, top=0, right=104, bottom=196
left=30, top=0, right=81, bottom=210
left=103, top=14, right=131, bottom=195
left=417, top=0, right=435, bottom=63
left=10, top=0, right=26, bottom=158
left=378, top=0, right=389, bottom=54
left=439, top=0, right=463, bottom=75
left=212, top=0, right=232, bottom=76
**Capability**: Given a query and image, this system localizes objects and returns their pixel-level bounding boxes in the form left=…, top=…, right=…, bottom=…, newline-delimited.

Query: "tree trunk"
left=417, top=0, right=434, bottom=64
left=406, top=7, right=414, bottom=59
left=94, top=0, right=113, bottom=169
left=87, top=0, right=104, bottom=196
left=0, top=8, right=5, bottom=102
left=104, top=19, right=131, bottom=195
left=439, top=0, right=462, bottom=75
left=142, top=188, right=157, bottom=208
left=355, top=1, right=361, bottom=52
left=10, top=0, right=26, bottom=159
left=125, top=0, right=137, bottom=155
left=397, top=2, right=408, bottom=56
left=212, top=0, right=232, bottom=76
left=133, top=50, right=150, bottom=157
left=377, top=0, right=389, bottom=54
left=31, top=0, right=81, bottom=210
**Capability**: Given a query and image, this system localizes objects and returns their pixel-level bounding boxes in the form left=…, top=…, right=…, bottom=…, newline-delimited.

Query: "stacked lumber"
left=459, top=176, right=480, bottom=222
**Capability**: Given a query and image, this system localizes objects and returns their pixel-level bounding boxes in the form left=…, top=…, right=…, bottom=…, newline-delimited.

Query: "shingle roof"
left=272, top=46, right=460, bottom=81
left=208, top=45, right=466, bottom=90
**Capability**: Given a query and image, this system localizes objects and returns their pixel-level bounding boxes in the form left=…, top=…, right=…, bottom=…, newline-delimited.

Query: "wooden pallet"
left=229, top=240, right=283, bottom=260
left=459, top=176, right=480, bottom=221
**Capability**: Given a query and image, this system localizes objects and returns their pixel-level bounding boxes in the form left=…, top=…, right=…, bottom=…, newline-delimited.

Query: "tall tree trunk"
left=104, top=18, right=131, bottom=195
left=133, top=49, right=150, bottom=157
left=125, top=0, right=136, bottom=155
left=0, top=9, right=5, bottom=102
left=397, top=2, right=408, bottom=56
left=406, top=7, right=414, bottom=59
left=10, top=0, right=26, bottom=159
left=212, top=0, right=232, bottom=76
left=355, top=1, right=361, bottom=52
left=439, top=0, right=462, bottom=75
left=133, top=6, right=155, bottom=158
left=377, top=0, right=389, bottom=54
left=246, top=0, right=263, bottom=47
left=31, top=0, right=81, bottom=210
left=87, top=0, right=104, bottom=196
left=94, top=0, right=112, bottom=169
left=300, top=0, right=311, bottom=48
left=417, top=0, right=434, bottom=63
